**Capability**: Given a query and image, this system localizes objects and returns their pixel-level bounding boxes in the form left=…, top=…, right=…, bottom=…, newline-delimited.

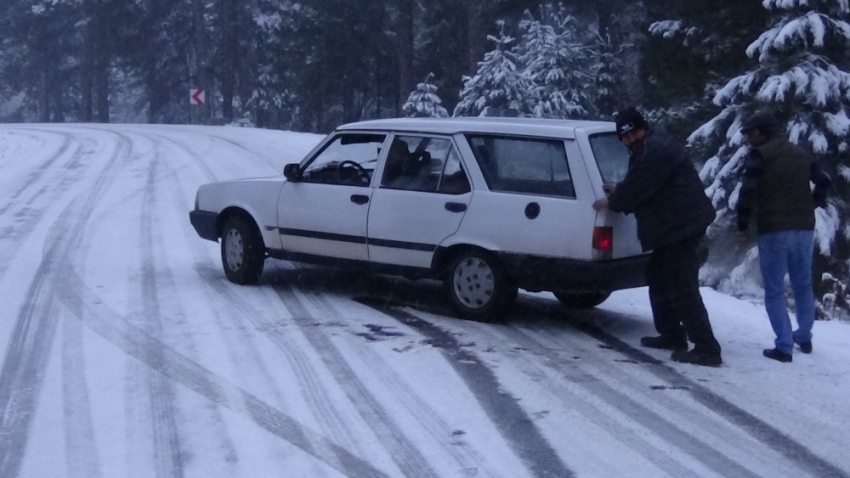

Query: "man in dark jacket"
left=737, top=111, right=831, bottom=363
left=593, top=107, right=722, bottom=366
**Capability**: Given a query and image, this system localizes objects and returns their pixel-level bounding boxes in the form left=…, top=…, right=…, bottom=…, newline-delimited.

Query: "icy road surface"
left=0, top=124, right=847, bottom=478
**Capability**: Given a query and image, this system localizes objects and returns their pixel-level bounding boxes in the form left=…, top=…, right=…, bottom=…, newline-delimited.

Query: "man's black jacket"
left=608, top=129, right=716, bottom=251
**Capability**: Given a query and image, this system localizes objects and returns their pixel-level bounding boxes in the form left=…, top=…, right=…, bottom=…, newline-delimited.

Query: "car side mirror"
left=283, top=163, right=302, bottom=181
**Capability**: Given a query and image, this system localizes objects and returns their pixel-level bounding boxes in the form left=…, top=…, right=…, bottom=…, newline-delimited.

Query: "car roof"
left=336, top=117, right=615, bottom=139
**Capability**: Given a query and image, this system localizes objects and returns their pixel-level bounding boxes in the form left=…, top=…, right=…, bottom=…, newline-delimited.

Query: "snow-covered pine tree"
left=594, top=31, right=629, bottom=119
left=453, top=20, right=533, bottom=117
left=402, top=73, right=449, bottom=118
left=515, top=5, right=592, bottom=119
left=691, top=0, right=850, bottom=297
left=245, top=1, right=291, bottom=129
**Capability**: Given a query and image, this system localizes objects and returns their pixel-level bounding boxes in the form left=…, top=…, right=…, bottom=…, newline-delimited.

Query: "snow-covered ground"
left=0, top=123, right=847, bottom=478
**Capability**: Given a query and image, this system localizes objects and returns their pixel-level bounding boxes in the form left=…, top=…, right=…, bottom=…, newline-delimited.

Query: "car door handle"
left=350, top=194, right=369, bottom=205
left=445, top=202, right=467, bottom=213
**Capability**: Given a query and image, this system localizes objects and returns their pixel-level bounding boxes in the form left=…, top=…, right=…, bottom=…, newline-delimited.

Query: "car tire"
left=443, top=250, right=517, bottom=322
left=221, top=215, right=265, bottom=284
left=554, top=290, right=611, bottom=308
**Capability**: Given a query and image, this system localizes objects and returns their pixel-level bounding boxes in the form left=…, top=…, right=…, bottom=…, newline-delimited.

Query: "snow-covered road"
left=0, top=124, right=847, bottom=478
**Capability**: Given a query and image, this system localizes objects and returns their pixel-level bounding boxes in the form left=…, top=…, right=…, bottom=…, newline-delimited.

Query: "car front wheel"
left=221, top=215, right=265, bottom=284
left=444, top=250, right=517, bottom=322
left=554, top=290, right=610, bottom=308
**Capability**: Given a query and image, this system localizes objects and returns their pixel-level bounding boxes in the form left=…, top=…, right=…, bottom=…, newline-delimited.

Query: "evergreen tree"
left=516, top=5, right=591, bottom=119
left=402, top=73, right=449, bottom=117
left=691, top=0, right=850, bottom=294
left=0, top=0, right=82, bottom=121
left=453, top=20, right=532, bottom=117
left=644, top=0, right=768, bottom=137
left=246, top=1, right=292, bottom=129
left=121, top=0, right=196, bottom=123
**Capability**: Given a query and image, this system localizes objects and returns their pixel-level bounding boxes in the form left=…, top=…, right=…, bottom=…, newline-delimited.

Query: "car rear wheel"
left=554, top=290, right=610, bottom=308
left=443, top=250, right=517, bottom=322
left=221, top=215, right=265, bottom=284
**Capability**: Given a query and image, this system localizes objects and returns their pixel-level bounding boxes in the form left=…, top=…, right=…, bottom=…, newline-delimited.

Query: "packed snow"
left=0, top=123, right=848, bottom=478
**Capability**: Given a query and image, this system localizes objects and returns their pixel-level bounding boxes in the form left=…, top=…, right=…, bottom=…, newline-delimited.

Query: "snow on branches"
left=402, top=73, right=449, bottom=118
left=689, top=0, right=850, bottom=297
left=453, top=21, right=532, bottom=117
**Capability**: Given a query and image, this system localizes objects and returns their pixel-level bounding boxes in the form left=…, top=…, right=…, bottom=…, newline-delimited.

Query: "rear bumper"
left=498, top=242, right=709, bottom=293
left=190, top=210, right=219, bottom=242
left=498, top=252, right=652, bottom=293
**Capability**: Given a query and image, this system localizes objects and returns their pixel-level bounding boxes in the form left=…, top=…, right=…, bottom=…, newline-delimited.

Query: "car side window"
left=301, top=133, right=384, bottom=187
left=437, top=148, right=470, bottom=194
left=466, top=135, right=575, bottom=198
left=381, top=135, right=462, bottom=193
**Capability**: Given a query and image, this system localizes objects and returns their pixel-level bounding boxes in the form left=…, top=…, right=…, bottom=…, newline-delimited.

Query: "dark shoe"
left=798, top=342, right=812, bottom=354
left=763, top=348, right=792, bottom=363
left=671, top=349, right=722, bottom=367
left=641, top=335, right=688, bottom=351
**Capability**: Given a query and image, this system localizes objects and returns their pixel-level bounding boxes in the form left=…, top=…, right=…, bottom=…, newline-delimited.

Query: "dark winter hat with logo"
left=740, top=111, right=779, bottom=135
left=614, top=107, right=648, bottom=138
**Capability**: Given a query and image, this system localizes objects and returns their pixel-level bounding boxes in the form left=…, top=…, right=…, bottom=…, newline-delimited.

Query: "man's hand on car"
left=592, top=197, right=609, bottom=211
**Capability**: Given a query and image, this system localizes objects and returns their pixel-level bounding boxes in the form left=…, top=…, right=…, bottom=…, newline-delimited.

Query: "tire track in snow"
left=51, top=262, right=389, bottom=478
left=460, top=327, right=698, bottom=477
left=136, top=147, right=185, bottom=478
left=195, top=266, right=364, bottom=463
left=40, top=128, right=382, bottom=478
left=356, top=299, right=575, bottom=478
left=0, top=132, right=84, bottom=277
left=0, top=129, right=73, bottom=217
left=146, top=126, right=282, bottom=173
left=532, top=301, right=850, bottom=478
left=466, top=320, right=764, bottom=478
left=273, top=284, right=441, bottom=478
left=296, top=288, right=514, bottom=478
left=0, top=129, right=129, bottom=478
left=61, top=303, right=103, bottom=478
left=144, top=130, right=243, bottom=469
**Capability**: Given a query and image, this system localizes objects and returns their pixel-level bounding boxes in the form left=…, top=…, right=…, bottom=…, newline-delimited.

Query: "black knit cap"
left=615, top=107, right=648, bottom=138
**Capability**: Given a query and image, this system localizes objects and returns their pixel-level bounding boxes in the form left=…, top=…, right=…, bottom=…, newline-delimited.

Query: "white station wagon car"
left=190, top=117, right=650, bottom=321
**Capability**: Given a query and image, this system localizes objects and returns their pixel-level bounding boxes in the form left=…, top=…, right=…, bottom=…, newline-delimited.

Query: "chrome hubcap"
left=225, top=228, right=244, bottom=271
left=453, top=257, right=494, bottom=309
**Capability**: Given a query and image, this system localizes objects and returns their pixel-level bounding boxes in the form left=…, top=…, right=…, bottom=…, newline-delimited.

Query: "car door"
left=367, top=134, right=472, bottom=268
left=277, top=132, right=384, bottom=262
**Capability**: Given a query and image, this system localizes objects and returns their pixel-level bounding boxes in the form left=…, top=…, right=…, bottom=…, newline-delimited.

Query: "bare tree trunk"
left=396, top=0, right=414, bottom=115
left=192, top=0, right=211, bottom=122
left=39, top=71, right=50, bottom=122
left=220, top=0, right=238, bottom=121
left=81, top=56, right=94, bottom=122
left=94, top=61, right=110, bottom=122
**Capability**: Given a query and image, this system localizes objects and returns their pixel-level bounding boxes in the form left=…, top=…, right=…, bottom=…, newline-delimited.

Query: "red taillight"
left=593, top=226, right=613, bottom=254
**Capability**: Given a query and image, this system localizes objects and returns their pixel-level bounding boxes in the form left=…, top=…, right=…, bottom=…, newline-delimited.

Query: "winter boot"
left=670, top=349, right=722, bottom=367
left=763, top=348, right=792, bottom=363
left=798, top=341, right=812, bottom=354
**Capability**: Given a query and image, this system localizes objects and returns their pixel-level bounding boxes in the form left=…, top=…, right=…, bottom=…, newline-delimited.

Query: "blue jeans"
left=758, top=230, right=815, bottom=354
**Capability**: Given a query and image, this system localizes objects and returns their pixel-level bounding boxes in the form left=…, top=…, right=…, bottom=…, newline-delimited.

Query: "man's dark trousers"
left=646, top=235, right=721, bottom=354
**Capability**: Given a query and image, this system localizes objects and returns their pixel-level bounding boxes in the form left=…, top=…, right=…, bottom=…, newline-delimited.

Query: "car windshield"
left=589, top=133, right=630, bottom=184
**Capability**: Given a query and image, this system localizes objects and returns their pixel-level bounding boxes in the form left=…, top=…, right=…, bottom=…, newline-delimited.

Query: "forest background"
left=1, top=0, right=849, bottom=317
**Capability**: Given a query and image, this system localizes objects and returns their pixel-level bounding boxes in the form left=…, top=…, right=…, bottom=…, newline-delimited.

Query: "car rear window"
left=465, top=134, right=575, bottom=198
left=589, top=133, right=630, bottom=185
